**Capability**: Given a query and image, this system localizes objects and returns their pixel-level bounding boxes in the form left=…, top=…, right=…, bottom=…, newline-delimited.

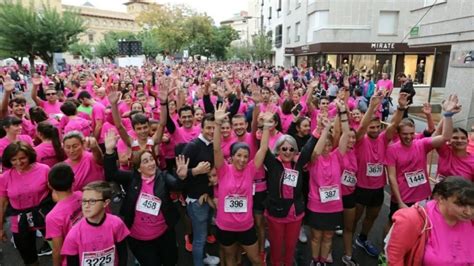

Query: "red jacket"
left=386, top=203, right=431, bottom=266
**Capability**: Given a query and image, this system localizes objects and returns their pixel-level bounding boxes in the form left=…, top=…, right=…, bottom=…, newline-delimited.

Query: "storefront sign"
left=370, top=43, right=395, bottom=52
left=410, top=26, right=419, bottom=37
left=284, top=48, right=294, bottom=54
left=301, top=45, right=310, bottom=52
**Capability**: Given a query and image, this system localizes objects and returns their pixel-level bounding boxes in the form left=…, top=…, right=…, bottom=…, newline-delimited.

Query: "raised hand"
left=108, top=90, right=121, bottom=105
left=175, top=154, right=190, bottom=179
left=261, top=111, right=274, bottom=125
left=104, top=130, right=119, bottom=153
left=3, top=75, right=15, bottom=93
left=370, top=92, right=384, bottom=107
left=84, top=136, right=98, bottom=150
left=32, top=74, right=42, bottom=86
left=194, top=161, right=211, bottom=175
left=442, top=94, right=461, bottom=114
left=336, top=99, right=347, bottom=113
left=398, top=92, right=409, bottom=108
left=422, top=102, right=432, bottom=115
left=214, top=102, right=229, bottom=122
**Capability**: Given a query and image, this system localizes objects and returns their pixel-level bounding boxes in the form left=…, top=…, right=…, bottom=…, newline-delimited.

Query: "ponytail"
left=37, top=122, right=66, bottom=161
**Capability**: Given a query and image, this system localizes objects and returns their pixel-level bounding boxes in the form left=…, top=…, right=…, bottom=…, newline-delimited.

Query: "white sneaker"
left=203, top=253, right=220, bottom=265
left=335, top=229, right=343, bottom=236
left=299, top=227, right=308, bottom=243
left=265, top=239, right=270, bottom=248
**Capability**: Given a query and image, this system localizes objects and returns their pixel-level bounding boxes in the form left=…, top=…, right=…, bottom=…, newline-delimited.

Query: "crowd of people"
left=0, top=62, right=472, bottom=266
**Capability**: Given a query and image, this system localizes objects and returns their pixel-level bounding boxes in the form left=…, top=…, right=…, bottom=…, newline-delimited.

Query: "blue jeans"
left=187, top=201, right=210, bottom=266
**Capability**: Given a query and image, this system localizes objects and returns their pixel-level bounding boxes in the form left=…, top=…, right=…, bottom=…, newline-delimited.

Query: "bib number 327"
left=224, top=196, right=247, bottom=213
left=82, top=246, right=115, bottom=266
left=319, top=186, right=340, bottom=203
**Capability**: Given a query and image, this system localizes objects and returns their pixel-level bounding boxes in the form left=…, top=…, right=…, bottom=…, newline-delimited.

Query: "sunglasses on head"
left=281, top=147, right=295, bottom=152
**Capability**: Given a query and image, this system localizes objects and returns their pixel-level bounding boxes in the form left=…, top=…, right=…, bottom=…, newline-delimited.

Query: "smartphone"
left=292, top=103, right=303, bottom=116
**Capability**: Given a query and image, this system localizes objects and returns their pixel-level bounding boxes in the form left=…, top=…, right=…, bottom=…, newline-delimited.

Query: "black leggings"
left=127, top=229, right=178, bottom=266
left=13, top=229, right=45, bottom=264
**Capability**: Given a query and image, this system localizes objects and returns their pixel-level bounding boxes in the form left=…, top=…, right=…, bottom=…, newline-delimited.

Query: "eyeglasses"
left=46, top=93, right=57, bottom=96
left=281, top=147, right=295, bottom=152
left=81, top=199, right=106, bottom=206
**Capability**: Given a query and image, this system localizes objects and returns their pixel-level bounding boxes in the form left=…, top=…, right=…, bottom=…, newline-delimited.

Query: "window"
left=286, top=26, right=291, bottom=44
left=378, top=11, right=399, bottom=35
left=307, top=11, right=328, bottom=42
left=275, top=24, right=283, bottom=48
left=296, top=0, right=302, bottom=8
left=261, top=0, right=264, bottom=6
left=88, top=33, right=94, bottom=42
left=268, top=6, right=272, bottom=19
left=424, top=0, right=446, bottom=6
left=286, top=0, right=291, bottom=14
left=277, top=0, right=282, bottom=11
left=295, top=22, right=300, bottom=42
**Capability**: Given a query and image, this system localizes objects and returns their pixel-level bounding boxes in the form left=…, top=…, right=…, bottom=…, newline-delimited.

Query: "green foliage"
left=0, top=0, right=84, bottom=68
left=68, top=42, right=94, bottom=60
left=251, top=33, right=272, bottom=62
left=226, top=44, right=252, bottom=61
left=211, top=25, right=239, bottom=60
left=137, top=30, right=162, bottom=60
left=95, top=36, right=118, bottom=61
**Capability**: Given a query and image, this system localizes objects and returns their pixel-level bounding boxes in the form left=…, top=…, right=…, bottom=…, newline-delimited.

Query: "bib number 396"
left=224, top=196, right=247, bottom=213
left=319, top=186, right=340, bottom=203
left=405, top=170, right=427, bottom=188
left=82, top=246, right=115, bottom=266
left=136, top=193, right=161, bottom=216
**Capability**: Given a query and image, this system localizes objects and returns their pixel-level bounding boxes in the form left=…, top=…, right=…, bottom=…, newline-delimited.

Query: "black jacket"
left=263, top=136, right=318, bottom=218
left=104, top=152, right=181, bottom=229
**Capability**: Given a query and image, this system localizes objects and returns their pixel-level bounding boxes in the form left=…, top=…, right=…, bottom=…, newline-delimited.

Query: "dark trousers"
left=127, top=229, right=178, bottom=266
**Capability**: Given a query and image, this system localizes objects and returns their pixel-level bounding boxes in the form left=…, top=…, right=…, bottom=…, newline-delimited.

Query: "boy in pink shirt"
left=61, top=181, right=129, bottom=266
left=46, top=163, right=83, bottom=266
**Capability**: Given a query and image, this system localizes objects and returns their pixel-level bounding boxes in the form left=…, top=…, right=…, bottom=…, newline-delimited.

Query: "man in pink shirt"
left=352, top=92, right=407, bottom=257
left=376, top=73, right=394, bottom=96
left=31, top=74, right=62, bottom=117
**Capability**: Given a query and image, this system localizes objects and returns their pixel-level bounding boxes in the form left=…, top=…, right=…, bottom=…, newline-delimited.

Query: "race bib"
left=341, top=170, right=357, bottom=187
left=136, top=193, right=161, bottom=216
left=319, top=185, right=340, bottom=203
left=366, top=163, right=383, bottom=177
left=82, top=246, right=115, bottom=266
left=405, top=170, right=427, bottom=188
left=224, top=196, right=248, bottom=213
left=26, top=212, right=34, bottom=228
left=283, top=168, right=299, bottom=187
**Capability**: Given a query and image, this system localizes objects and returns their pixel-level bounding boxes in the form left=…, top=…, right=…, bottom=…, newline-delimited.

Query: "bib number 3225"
left=224, top=196, right=247, bottom=213
left=82, top=246, right=115, bottom=266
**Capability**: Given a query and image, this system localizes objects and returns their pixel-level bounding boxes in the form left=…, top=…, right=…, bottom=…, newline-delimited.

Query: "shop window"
left=295, top=22, right=300, bottom=42
left=277, top=0, right=282, bottom=11
left=424, top=0, right=446, bottom=7
left=286, top=26, right=291, bottom=44
left=307, top=11, right=328, bottom=42
left=378, top=11, right=399, bottom=35
left=275, top=25, right=282, bottom=48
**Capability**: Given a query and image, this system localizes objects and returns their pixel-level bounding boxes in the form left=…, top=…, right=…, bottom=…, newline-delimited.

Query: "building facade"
left=408, top=0, right=474, bottom=128
left=258, top=0, right=451, bottom=87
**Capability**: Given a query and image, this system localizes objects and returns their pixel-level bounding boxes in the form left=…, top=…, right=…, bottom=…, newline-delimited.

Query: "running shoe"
left=184, top=234, right=193, bottom=252
left=37, top=242, right=52, bottom=256
left=203, top=253, right=220, bottom=265
left=206, top=234, right=216, bottom=244
left=335, top=229, right=343, bottom=236
left=355, top=236, right=380, bottom=257
left=342, top=255, right=359, bottom=266
left=299, top=227, right=308, bottom=243
left=326, top=252, right=333, bottom=263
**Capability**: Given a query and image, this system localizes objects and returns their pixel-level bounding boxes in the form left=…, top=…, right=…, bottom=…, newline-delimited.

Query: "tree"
left=226, top=44, right=252, bottom=61
left=137, top=4, right=191, bottom=54
left=0, top=1, right=84, bottom=70
left=68, top=42, right=94, bottom=60
left=183, top=15, right=214, bottom=57
left=137, top=30, right=162, bottom=61
left=95, top=36, right=118, bottom=61
left=210, top=25, right=239, bottom=60
left=251, top=33, right=272, bottom=62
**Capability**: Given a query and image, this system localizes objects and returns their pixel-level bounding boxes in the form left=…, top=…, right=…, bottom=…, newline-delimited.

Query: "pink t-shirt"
left=0, top=135, right=34, bottom=158
left=221, top=135, right=237, bottom=161
left=422, top=200, right=474, bottom=265
left=35, top=142, right=62, bottom=167
left=216, top=162, right=256, bottom=232
left=64, top=117, right=92, bottom=137
left=91, top=103, right=106, bottom=133
left=21, top=118, right=36, bottom=137
left=39, top=100, right=62, bottom=117
left=65, top=151, right=104, bottom=191
left=61, top=214, right=130, bottom=266
left=467, top=139, right=474, bottom=154
left=307, top=150, right=344, bottom=213
left=341, top=149, right=358, bottom=196
left=385, top=138, right=433, bottom=203
left=436, top=143, right=474, bottom=182
left=279, top=112, right=293, bottom=134
left=171, top=124, right=201, bottom=145
left=0, top=163, right=50, bottom=233
left=355, top=131, right=389, bottom=189
left=129, top=179, right=168, bottom=240
left=45, top=191, right=83, bottom=240
left=268, top=131, right=283, bottom=150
